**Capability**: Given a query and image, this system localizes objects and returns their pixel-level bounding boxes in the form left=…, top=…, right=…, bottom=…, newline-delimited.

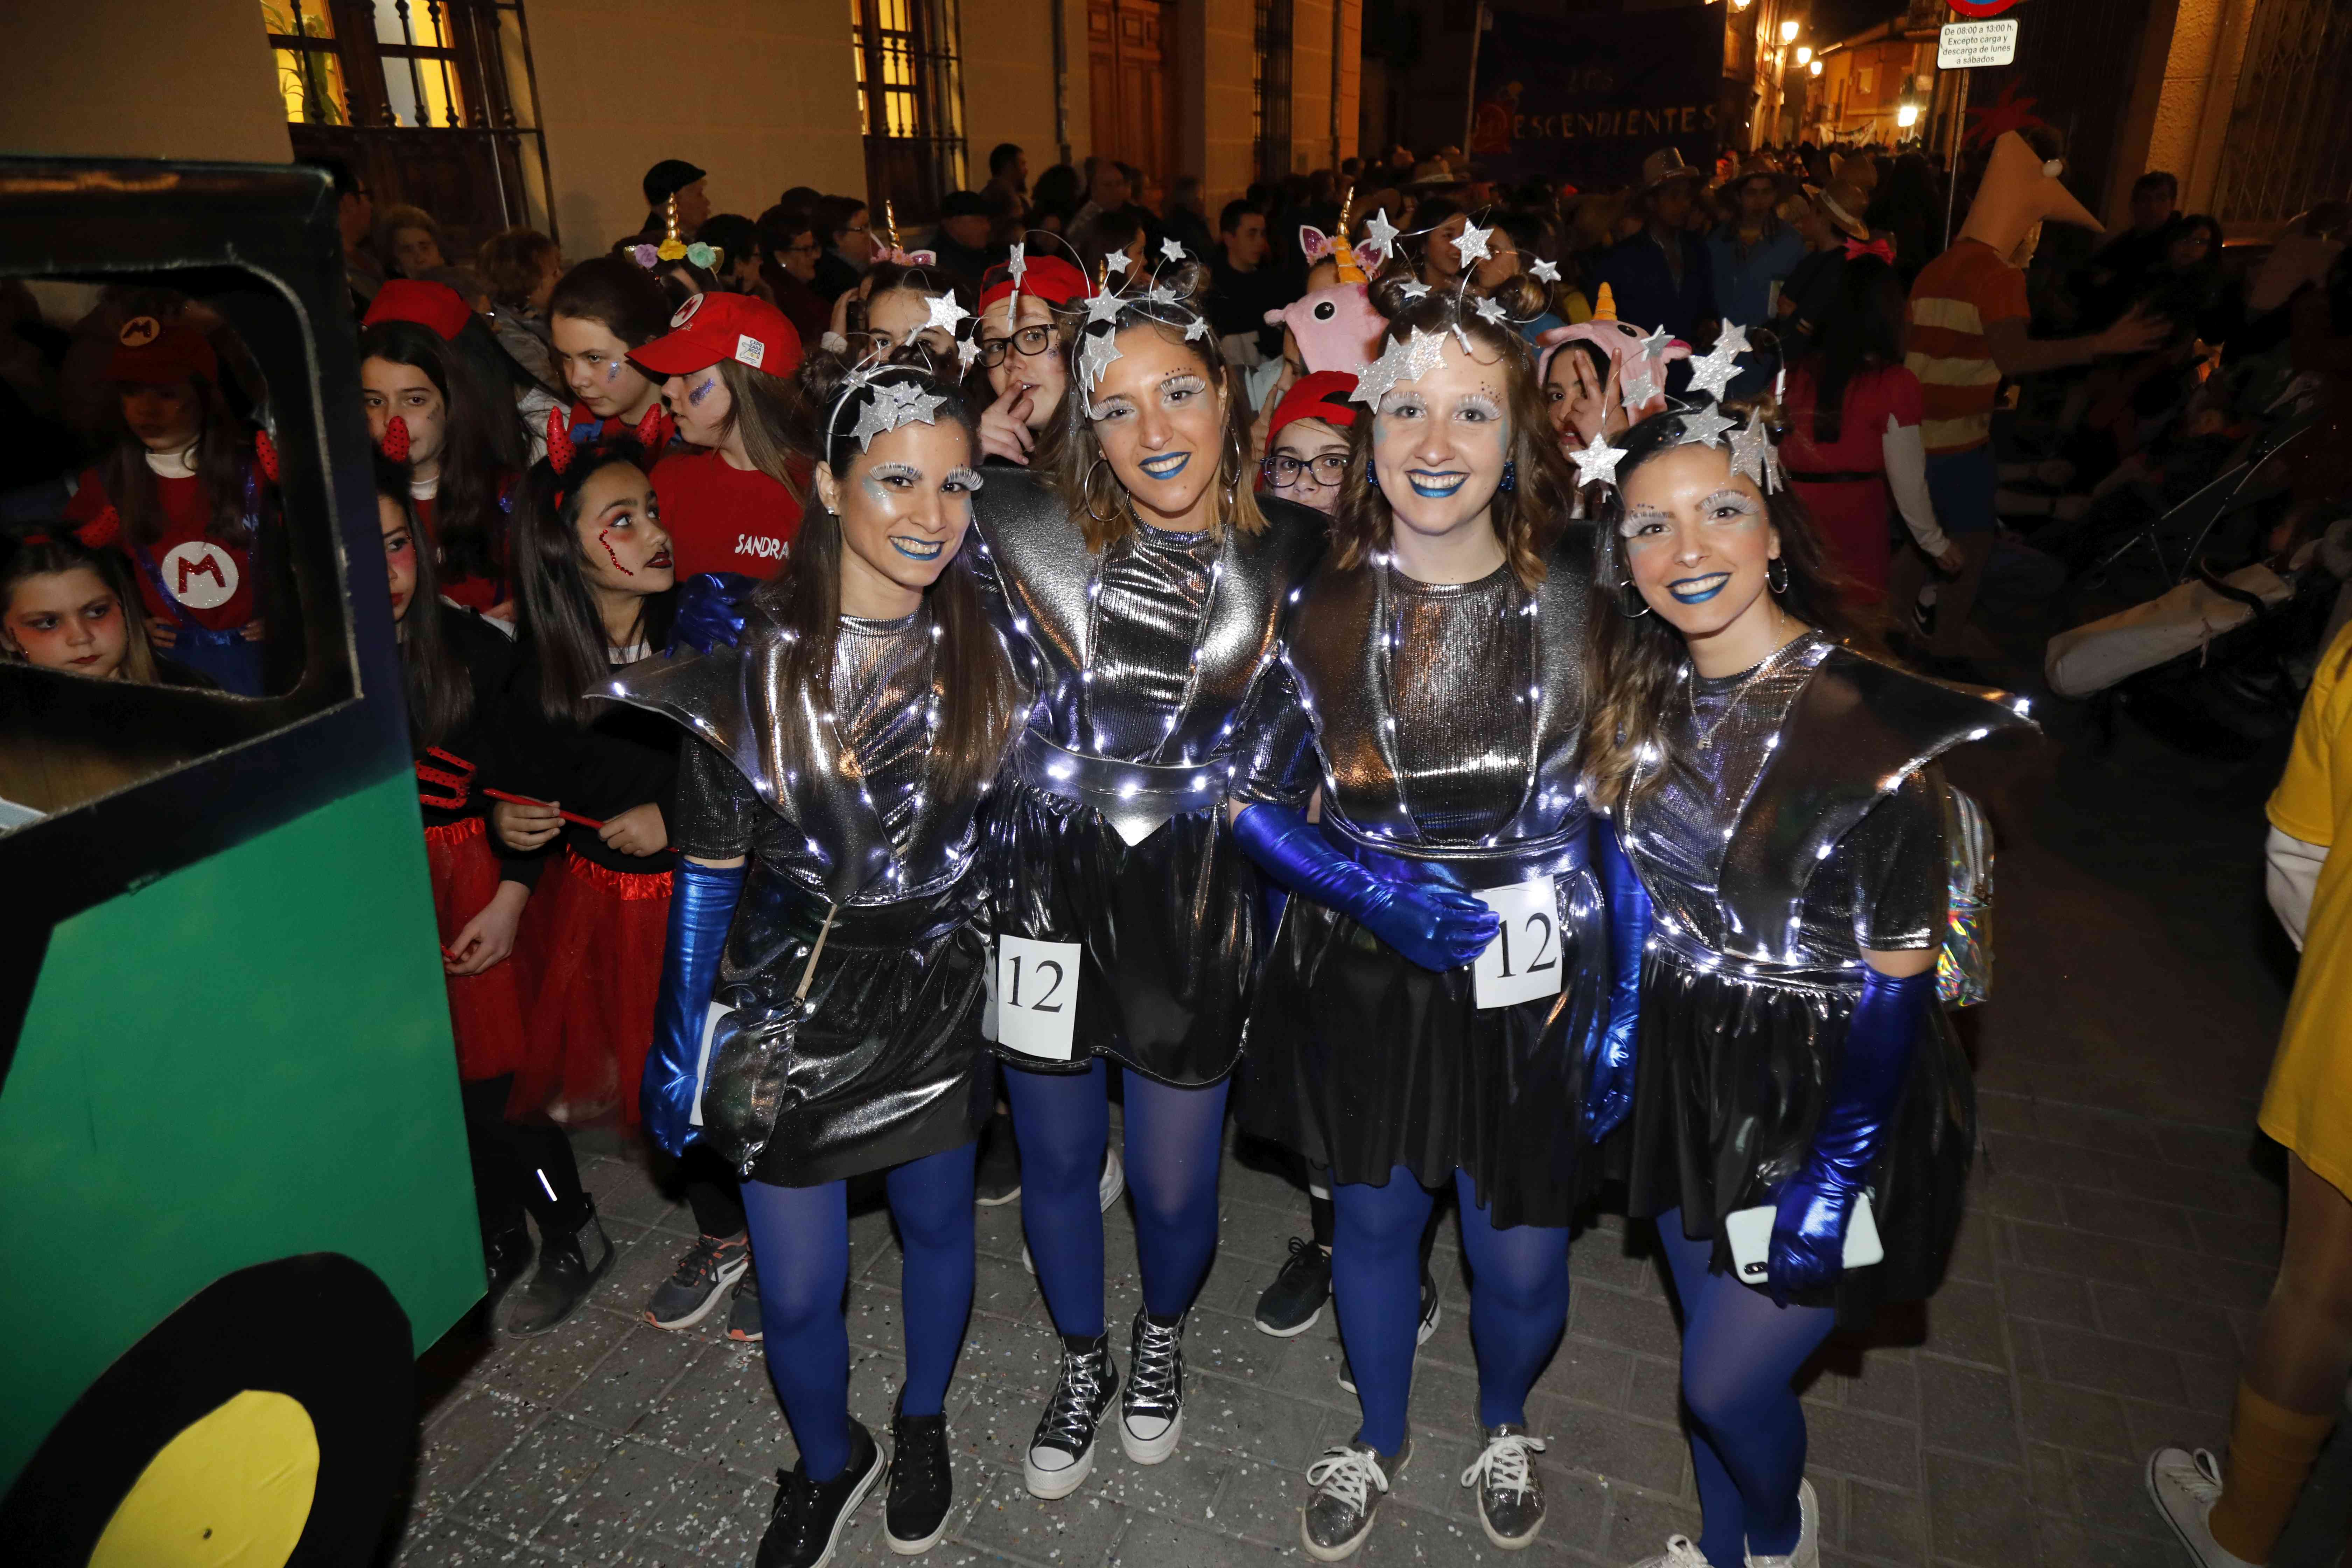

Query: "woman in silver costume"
left=617, top=354, right=1028, bottom=1568
left=1587, top=405, right=2031, bottom=1568
left=1231, top=270, right=1618, bottom=1560
left=967, top=260, right=1325, bottom=1498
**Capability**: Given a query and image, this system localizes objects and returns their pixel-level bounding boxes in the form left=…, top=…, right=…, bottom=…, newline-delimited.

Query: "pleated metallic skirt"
left=702, top=871, right=992, bottom=1189
left=1625, top=947, right=1977, bottom=1322
left=1238, top=888, right=1605, bottom=1232
left=983, top=783, right=1264, bottom=1087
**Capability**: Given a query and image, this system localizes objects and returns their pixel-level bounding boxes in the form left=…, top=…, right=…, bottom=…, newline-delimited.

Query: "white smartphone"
left=1723, top=1194, right=1884, bottom=1286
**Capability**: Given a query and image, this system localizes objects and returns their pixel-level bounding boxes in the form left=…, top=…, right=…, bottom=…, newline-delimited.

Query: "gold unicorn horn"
left=1329, top=182, right=1367, bottom=285
left=1591, top=282, right=1618, bottom=323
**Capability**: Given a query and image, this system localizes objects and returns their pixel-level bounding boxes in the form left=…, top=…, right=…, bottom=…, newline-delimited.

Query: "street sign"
left=1947, top=0, right=2021, bottom=15
left=1939, top=18, right=2019, bottom=69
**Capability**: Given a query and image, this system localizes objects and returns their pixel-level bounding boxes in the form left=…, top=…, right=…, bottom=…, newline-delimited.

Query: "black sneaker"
left=975, top=1108, right=1021, bottom=1206
left=885, top=1397, right=953, bottom=1554
left=495, top=1204, right=615, bottom=1336
left=644, top=1231, right=750, bottom=1329
left=483, top=1222, right=533, bottom=1309
left=1023, top=1331, right=1119, bottom=1499
left=1461, top=1424, right=1548, bottom=1549
left=1255, top=1238, right=1334, bottom=1337
left=728, top=1270, right=765, bottom=1342
left=1337, top=1271, right=1441, bottom=1394
left=1120, top=1309, right=1185, bottom=1464
left=1301, top=1438, right=1410, bottom=1561
left=756, top=1421, right=884, bottom=1568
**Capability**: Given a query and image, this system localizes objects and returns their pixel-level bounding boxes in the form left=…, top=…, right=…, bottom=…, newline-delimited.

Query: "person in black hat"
left=929, top=191, right=1004, bottom=284
left=639, top=159, right=711, bottom=244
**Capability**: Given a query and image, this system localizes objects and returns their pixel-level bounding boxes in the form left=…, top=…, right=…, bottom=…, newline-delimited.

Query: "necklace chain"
left=1686, top=626, right=1806, bottom=752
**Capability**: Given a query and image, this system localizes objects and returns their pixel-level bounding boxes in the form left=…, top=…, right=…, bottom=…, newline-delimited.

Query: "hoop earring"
left=1616, top=584, right=1652, bottom=620
left=1222, top=421, right=1245, bottom=512
left=1499, top=459, right=1517, bottom=493
left=1084, top=455, right=1126, bottom=525
left=1767, top=557, right=1789, bottom=595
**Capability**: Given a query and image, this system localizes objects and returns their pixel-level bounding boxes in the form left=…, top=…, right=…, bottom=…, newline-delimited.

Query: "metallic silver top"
left=612, top=608, right=1024, bottom=905
left=1618, top=633, right=2036, bottom=989
left=1238, top=528, right=1596, bottom=856
left=968, top=469, right=1325, bottom=835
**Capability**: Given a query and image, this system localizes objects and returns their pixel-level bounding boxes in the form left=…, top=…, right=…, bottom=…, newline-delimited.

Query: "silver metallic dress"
left=1619, top=633, right=2033, bottom=1313
left=610, top=604, right=1025, bottom=1187
left=1234, top=532, right=1607, bottom=1229
left=969, top=470, right=1325, bottom=1085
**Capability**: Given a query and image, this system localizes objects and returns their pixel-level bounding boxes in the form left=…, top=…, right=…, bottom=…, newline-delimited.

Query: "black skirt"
left=1238, top=889, right=1605, bottom=1231
left=1624, top=948, right=1976, bottom=1323
left=983, top=784, right=1264, bottom=1086
left=703, top=874, right=993, bottom=1189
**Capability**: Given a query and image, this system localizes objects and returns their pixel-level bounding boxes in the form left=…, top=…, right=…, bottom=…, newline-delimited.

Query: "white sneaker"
left=1628, top=1536, right=1714, bottom=1568
left=1744, top=1477, right=1819, bottom=1566
left=2146, top=1447, right=2261, bottom=1567
left=1021, top=1148, right=1126, bottom=1275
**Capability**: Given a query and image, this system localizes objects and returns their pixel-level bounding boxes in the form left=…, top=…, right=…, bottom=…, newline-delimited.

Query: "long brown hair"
left=704, top=356, right=810, bottom=508
left=1050, top=262, right=1266, bottom=553
left=0, top=530, right=159, bottom=683
left=1328, top=269, right=1575, bottom=590
left=1581, top=408, right=1855, bottom=811
left=546, top=255, right=672, bottom=352
left=100, top=371, right=256, bottom=551
left=371, top=451, right=473, bottom=750
left=755, top=350, right=1023, bottom=803
left=512, top=439, right=675, bottom=726
left=359, top=318, right=517, bottom=590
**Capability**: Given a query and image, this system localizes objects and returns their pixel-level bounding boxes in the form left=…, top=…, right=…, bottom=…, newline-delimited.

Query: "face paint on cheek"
left=604, top=360, right=622, bottom=382
left=687, top=377, right=718, bottom=407
left=597, top=527, right=635, bottom=575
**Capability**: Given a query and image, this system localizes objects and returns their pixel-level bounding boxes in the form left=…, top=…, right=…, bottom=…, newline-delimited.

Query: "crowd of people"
left=3, top=126, right=2351, bottom=1568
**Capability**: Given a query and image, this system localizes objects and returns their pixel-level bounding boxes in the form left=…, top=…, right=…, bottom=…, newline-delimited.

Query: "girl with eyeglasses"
left=969, top=254, right=1090, bottom=469
left=1256, top=371, right=1359, bottom=519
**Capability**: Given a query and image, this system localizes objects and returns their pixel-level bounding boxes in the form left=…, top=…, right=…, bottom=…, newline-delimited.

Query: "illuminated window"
left=851, top=0, right=968, bottom=222
left=262, top=0, right=350, bottom=125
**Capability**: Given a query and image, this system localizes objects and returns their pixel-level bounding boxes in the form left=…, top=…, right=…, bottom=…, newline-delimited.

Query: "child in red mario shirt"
left=638, top=292, right=809, bottom=580
left=65, top=315, right=272, bottom=694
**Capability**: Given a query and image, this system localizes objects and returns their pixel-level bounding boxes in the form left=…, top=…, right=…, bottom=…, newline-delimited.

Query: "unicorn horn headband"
left=1330, top=183, right=1367, bottom=285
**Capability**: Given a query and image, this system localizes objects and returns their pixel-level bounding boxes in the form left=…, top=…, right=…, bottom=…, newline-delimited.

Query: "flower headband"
left=630, top=194, right=721, bottom=273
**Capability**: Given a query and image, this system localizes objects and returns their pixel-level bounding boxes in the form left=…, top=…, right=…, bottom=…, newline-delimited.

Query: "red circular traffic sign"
left=1948, top=0, right=2022, bottom=14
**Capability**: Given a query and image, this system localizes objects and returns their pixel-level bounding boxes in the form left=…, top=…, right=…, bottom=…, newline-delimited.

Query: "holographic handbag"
left=1938, top=784, right=1995, bottom=1007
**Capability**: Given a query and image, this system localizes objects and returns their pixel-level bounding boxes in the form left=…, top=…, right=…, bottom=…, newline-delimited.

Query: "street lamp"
left=1796, top=45, right=1812, bottom=65
left=1897, top=103, right=1921, bottom=129
left=1809, top=57, right=1823, bottom=76
left=1780, top=18, right=1801, bottom=43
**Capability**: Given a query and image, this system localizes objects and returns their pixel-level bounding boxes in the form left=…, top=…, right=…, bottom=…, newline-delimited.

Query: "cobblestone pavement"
left=386, top=696, right=2315, bottom=1568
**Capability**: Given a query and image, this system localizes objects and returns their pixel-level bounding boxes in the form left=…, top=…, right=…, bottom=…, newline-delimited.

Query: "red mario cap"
left=634, top=291, right=804, bottom=378
left=1266, top=370, right=1360, bottom=445
left=978, top=255, right=1092, bottom=315
left=363, top=279, right=477, bottom=341
left=107, top=315, right=218, bottom=385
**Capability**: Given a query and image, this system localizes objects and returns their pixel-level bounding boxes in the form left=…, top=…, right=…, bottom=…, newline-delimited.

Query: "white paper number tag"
left=995, top=936, right=1081, bottom=1060
left=688, top=1001, right=731, bottom=1128
left=1472, top=877, right=1563, bottom=1010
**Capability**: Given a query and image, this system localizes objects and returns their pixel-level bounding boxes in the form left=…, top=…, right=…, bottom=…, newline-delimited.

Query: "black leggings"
left=460, top=1076, right=591, bottom=1236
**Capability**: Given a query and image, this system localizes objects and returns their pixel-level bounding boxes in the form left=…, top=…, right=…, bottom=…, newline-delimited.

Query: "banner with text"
left=1469, top=6, right=1727, bottom=192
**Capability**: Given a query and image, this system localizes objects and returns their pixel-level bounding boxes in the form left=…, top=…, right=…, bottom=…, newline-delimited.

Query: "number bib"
left=995, top=936, right=1081, bottom=1060
left=1472, top=877, right=1563, bottom=1010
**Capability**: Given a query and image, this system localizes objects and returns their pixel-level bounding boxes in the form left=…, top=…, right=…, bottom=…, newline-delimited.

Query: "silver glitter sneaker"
left=1743, top=1478, right=1820, bottom=1567
left=1461, top=1424, right=1547, bottom=1548
left=1300, top=1438, right=1409, bottom=1561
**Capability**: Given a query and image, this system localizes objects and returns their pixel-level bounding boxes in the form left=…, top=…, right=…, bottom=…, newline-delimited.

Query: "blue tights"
left=1332, top=1168, right=1570, bottom=1455
left=1656, top=1209, right=1838, bottom=1562
left=741, top=1143, right=976, bottom=1483
left=1004, top=1059, right=1228, bottom=1335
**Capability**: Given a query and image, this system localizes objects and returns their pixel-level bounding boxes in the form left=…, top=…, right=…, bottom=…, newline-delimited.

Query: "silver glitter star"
left=852, top=380, right=947, bottom=450
left=1077, top=328, right=1124, bottom=402
left=1715, top=321, right=1752, bottom=359
left=1636, top=324, right=1675, bottom=361
left=1400, top=280, right=1432, bottom=301
left=1677, top=407, right=1737, bottom=449
left=924, top=294, right=970, bottom=335
left=1530, top=258, right=1560, bottom=284
left=1474, top=296, right=1508, bottom=326
left=1401, top=326, right=1446, bottom=382
left=1363, top=208, right=1400, bottom=255
left=1104, top=251, right=1131, bottom=276
left=1570, top=431, right=1626, bottom=488
left=957, top=336, right=981, bottom=371
left=1083, top=290, right=1124, bottom=327
left=1620, top=364, right=1659, bottom=413
left=1454, top=221, right=1494, bottom=265
left=1686, top=340, right=1742, bottom=401
left=1183, top=317, right=1210, bottom=342
left=1730, top=408, right=1773, bottom=489
left=1144, top=286, right=1178, bottom=306
left=1007, top=243, right=1027, bottom=286
left=1160, top=237, right=1187, bottom=263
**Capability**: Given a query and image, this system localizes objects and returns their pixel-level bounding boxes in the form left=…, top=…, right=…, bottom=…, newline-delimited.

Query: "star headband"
left=1068, top=239, right=1213, bottom=418
left=823, top=354, right=951, bottom=455
left=1566, top=321, right=1783, bottom=494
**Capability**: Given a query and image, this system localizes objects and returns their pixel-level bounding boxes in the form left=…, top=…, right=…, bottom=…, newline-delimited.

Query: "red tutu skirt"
left=426, top=816, right=527, bottom=1083
left=510, top=845, right=672, bottom=1127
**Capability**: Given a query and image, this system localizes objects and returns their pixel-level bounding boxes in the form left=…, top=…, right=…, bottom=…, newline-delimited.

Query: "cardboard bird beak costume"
left=1959, top=131, right=2104, bottom=265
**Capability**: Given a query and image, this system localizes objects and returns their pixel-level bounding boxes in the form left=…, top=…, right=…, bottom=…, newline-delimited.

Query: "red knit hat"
left=107, top=315, right=218, bottom=385
left=1266, top=371, right=1360, bottom=445
left=978, top=255, right=1092, bottom=314
left=363, top=279, right=477, bottom=341
left=632, top=291, right=803, bottom=378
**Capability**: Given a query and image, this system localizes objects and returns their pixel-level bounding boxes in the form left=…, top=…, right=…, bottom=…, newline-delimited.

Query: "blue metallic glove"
left=1588, top=819, right=1651, bottom=1142
left=1231, top=803, right=1500, bottom=972
left=668, top=571, right=753, bottom=654
left=1766, top=964, right=1936, bottom=1303
left=642, top=858, right=747, bottom=1157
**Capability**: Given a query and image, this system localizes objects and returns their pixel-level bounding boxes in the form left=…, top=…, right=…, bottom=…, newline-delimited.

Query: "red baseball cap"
left=979, top=255, right=1092, bottom=314
left=363, top=278, right=477, bottom=341
left=1267, top=371, right=1360, bottom=445
left=106, top=315, right=218, bottom=385
left=634, top=291, right=803, bottom=378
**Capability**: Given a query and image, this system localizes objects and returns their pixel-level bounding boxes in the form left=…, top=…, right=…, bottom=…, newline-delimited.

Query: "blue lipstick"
left=1406, top=470, right=1467, bottom=498
left=1668, top=572, right=1731, bottom=604
left=1139, top=451, right=1190, bottom=481
left=891, top=536, right=945, bottom=561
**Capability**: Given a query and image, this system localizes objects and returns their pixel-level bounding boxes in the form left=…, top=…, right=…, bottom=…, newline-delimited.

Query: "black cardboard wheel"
left=0, top=1253, right=413, bottom=1567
